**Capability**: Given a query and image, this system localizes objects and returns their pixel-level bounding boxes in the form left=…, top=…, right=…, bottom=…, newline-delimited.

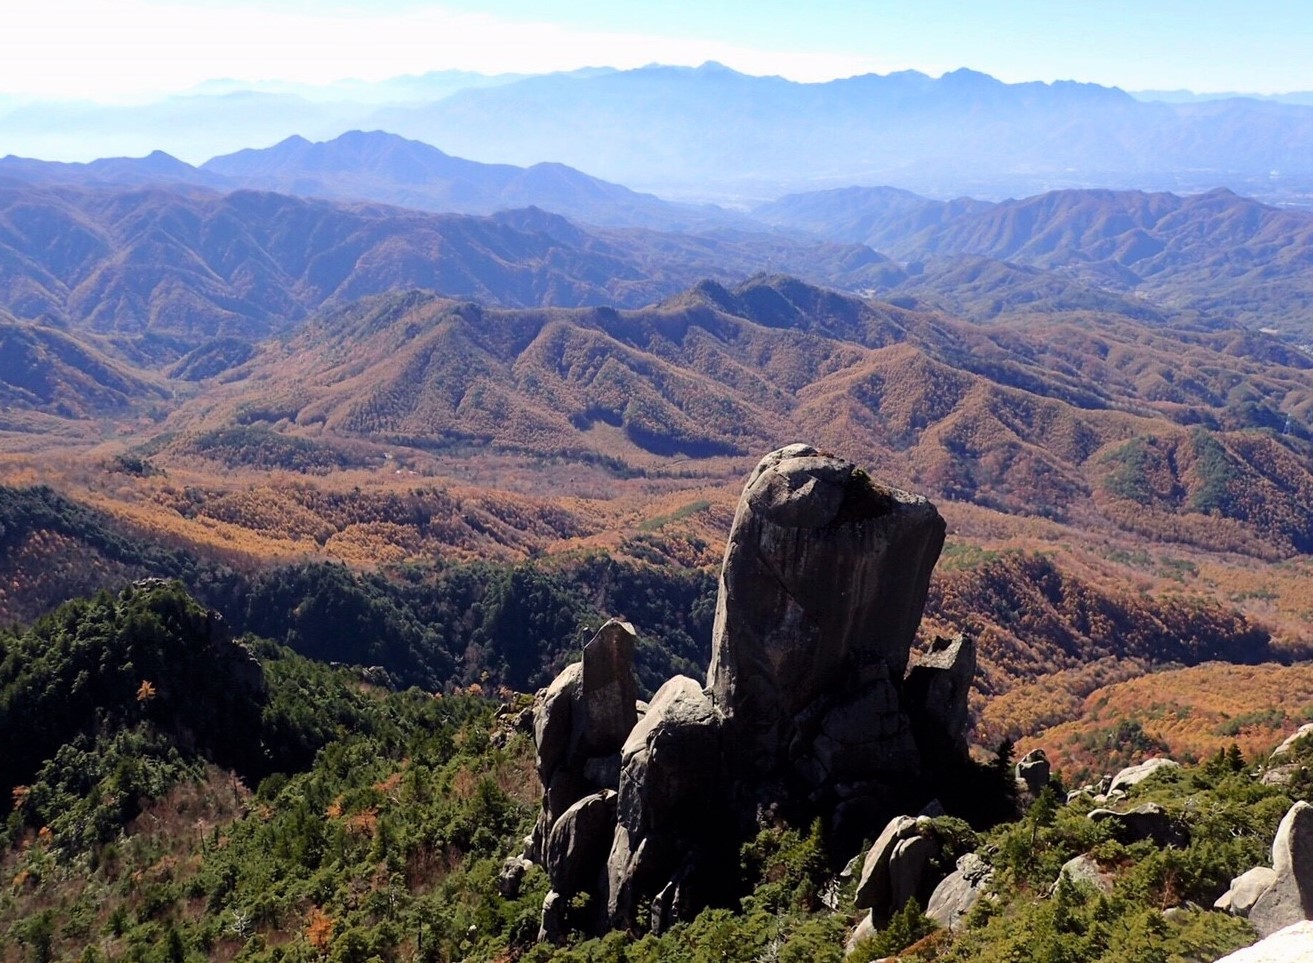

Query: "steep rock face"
left=1250, top=800, right=1313, bottom=937
left=904, top=632, right=975, bottom=760
left=580, top=621, right=640, bottom=756
left=528, top=446, right=966, bottom=938
left=604, top=676, right=727, bottom=930
left=529, top=620, right=638, bottom=866
left=546, top=791, right=618, bottom=899
left=708, top=445, right=946, bottom=776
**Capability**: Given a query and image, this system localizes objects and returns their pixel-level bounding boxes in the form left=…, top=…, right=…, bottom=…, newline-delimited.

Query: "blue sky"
left=4, top=0, right=1311, bottom=100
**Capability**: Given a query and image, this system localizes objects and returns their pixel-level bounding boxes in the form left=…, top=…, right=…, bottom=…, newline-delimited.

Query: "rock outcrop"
left=855, top=816, right=920, bottom=913
left=1088, top=802, right=1188, bottom=848
left=1216, top=867, right=1279, bottom=916
left=527, top=446, right=968, bottom=938
left=1249, top=800, right=1313, bottom=937
left=1262, top=723, right=1313, bottom=786
left=708, top=445, right=945, bottom=785
left=526, top=620, right=641, bottom=934
left=926, top=852, right=993, bottom=931
left=1015, top=748, right=1051, bottom=795
left=546, top=791, right=618, bottom=899
left=1056, top=854, right=1115, bottom=895
left=904, top=633, right=976, bottom=762
left=1216, top=800, right=1313, bottom=937
left=1213, top=920, right=1313, bottom=963
left=1108, top=757, right=1179, bottom=795
left=1270, top=723, right=1313, bottom=759
left=604, top=676, right=728, bottom=931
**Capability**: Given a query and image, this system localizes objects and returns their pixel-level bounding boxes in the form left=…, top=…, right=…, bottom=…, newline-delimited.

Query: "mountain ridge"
left=8, top=65, right=1313, bottom=203
left=369, top=63, right=1313, bottom=202
left=145, top=276, right=1313, bottom=560
left=755, top=184, right=1313, bottom=336
left=0, top=181, right=894, bottom=342
left=2, top=130, right=736, bottom=231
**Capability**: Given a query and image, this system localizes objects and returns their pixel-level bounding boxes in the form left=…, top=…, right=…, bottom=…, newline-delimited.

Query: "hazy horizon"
left=5, top=0, right=1313, bottom=103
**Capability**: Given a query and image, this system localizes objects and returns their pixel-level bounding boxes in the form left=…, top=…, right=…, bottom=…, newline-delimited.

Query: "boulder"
left=1015, top=749, right=1051, bottom=795
left=707, top=445, right=945, bottom=771
left=1088, top=803, right=1188, bottom=848
left=1213, top=920, right=1313, bottom=962
left=1261, top=766, right=1297, bottom=787
left=843, top=912, right=877, bottom=958
left=528, top=767, right=592, bottom=863
left=604, top=676, right=726, bottom=930
left=1216, top=866, right=1279, bottom=916
left=498, top=855, right=535, bottom=898
left=904, top=633, right=976, bottom=758
left=1250, top=800, right=1313, bottom=937
left=855, top=815, right=920, bottom=910
left=926, top=853, right=992, bottom=932
left=1056, top=854, right=1114, bottom=895
left=1264, top=725, right=1313, bottom=785
left=1108, top=757, right=1179, bottom=795
left=578, top=620, right=639, bottom=757
left=649, top=868, right=698, bottom=935
left=534, top=662, right=582, bottom=780
left=538, top=891, right=568, bottom=944
left=853, top=814, right=944, bottom=920
left=545, top=791, right=618, bottom=898
left=889, top=834, right=940, bottom=910
left=1271, top=723, right=1313, bottom=760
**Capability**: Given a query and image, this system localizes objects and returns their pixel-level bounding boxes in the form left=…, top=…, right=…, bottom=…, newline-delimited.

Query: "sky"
left=3, top=0, right=1312, bottom=102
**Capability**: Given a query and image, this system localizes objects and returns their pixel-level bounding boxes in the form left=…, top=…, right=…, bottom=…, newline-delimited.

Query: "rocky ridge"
left=526, top=445, right=972, bottom=937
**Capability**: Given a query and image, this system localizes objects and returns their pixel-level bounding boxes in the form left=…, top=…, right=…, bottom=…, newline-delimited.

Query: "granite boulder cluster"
left=523, top=445, right=976, bottom=938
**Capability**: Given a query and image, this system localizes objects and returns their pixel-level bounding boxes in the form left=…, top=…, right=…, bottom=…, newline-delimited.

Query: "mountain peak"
left=939, top=67, right=999, bottom=86
left=271, top=134, right=312, bottom=150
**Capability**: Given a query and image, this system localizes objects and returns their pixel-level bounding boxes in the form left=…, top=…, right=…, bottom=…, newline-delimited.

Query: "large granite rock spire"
left=707, top=445, right=945, bottom=773
left=709, top=444, right=945, bottom=819
left=527, top=445, right=965, bottom=940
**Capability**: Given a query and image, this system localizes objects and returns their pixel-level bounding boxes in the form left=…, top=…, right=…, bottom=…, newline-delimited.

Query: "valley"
left=4, top=254, right=1313, bottom=763
left=4, top=66, right=1313, bottom=957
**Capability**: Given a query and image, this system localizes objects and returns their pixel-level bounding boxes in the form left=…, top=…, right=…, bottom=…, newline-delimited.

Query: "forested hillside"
left=1, top=581, right=1306, bottom=962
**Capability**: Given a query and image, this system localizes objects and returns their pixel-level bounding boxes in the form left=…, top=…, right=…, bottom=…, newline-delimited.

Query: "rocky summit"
left=526, top=445, right=973, bottom=939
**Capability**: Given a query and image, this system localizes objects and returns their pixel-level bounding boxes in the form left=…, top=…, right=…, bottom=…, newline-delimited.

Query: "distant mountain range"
left=7, top=166, right=1313, bottom=345
left=0, top=180, right=895, bottom=341
left=6, top=64, right=1313, bottom=203
left=1132, top=89, right=1313, bottom=106
left=0, top=130, right=737, bottom=231
left=757, top=185, right=1313, bottom=337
